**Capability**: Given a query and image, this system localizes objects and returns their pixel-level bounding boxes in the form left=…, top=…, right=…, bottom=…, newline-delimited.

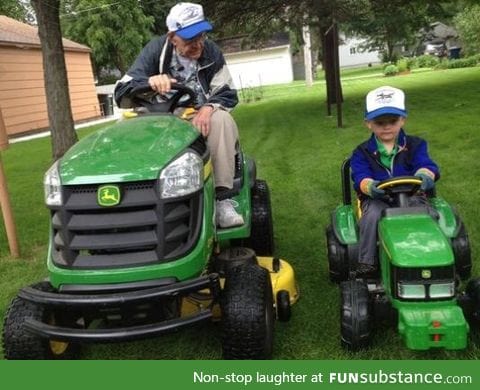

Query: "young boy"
left=350, top=86, right=440, bottom=276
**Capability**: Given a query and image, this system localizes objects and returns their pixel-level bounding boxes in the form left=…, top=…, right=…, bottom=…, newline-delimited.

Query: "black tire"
left=276, top=290, right=291, bottom=322
left=326, top=225, right=349, bottom=283
left=2, top=282, right=81, bottom=360
left=340, top=280, right=371, bottom=351
left=220, top=263, right=274, bottom=359
left=452, top=221, right=472, bottom=280
left=248, top=180, right=275, bottom=256
left=465, top=278, right=480, bottom=329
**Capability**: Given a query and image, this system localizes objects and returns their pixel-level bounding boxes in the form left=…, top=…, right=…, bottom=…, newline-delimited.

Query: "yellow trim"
left=50, top=340, right=69, bottom=355
left=377, top=177, right=421, bottom=190
left=355, top=198, right=362, bottom=219
left=122, top=111, right=138, bottom=119
left=258, top=257, right=300, bottom=305
left=179, top=257, right=299, bottom=320
left=204, top=159, right=213, bottom=180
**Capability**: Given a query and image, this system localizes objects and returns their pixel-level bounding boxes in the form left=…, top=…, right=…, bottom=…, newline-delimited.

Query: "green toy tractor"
left=2, top=85, right=298, bottom=360
left=326, top=158, right=480, bottom=351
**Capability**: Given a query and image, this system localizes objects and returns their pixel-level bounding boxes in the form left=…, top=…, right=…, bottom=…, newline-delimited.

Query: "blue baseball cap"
left=166, top=2, right=213, bottom=40
left=365, top=86, right=407, bottom=120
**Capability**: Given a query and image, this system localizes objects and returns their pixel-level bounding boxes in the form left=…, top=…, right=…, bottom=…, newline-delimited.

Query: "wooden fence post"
left=0, top=107, right=20, bottom=258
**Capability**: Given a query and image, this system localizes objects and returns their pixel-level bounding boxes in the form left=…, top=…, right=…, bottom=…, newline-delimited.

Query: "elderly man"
left=115, top=2, right=243, bottom=228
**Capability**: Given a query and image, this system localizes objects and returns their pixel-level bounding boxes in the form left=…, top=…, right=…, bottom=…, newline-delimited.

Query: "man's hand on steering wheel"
left=148, top=74, right=178, bottom=94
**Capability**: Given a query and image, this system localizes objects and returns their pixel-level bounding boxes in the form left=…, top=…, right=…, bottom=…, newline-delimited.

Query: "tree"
left=345, top=0, right=450, bottom=62
left=0, top=0, right=27, bottom=21
left=31, top=0, right=77, bottom=160
left=61, top=0, right=154, bottom=76
left=138, top=0, right=178, bottom=36
left=454, top=4, right=480, bottom=56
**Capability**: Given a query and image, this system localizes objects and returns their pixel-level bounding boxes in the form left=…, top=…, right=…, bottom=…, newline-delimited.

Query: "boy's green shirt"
left=375, top=136, right=398, bottom=169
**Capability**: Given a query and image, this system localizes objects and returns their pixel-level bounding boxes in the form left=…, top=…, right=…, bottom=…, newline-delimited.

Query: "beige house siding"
left=0, top=46, right=101, bottom=136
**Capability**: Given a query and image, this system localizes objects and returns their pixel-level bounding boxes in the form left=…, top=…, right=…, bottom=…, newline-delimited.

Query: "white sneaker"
left=216, top=199, right=244, bottom=228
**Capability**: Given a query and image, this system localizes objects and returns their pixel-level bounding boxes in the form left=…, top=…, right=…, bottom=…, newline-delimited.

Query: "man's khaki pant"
left=206, top=109, right=239, bottom=189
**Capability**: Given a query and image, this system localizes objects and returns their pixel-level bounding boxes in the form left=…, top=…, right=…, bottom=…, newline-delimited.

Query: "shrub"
left=383, top=64, right=399, bottom=76
left=416, top=55, right=440, bottom=68
left=396, top=58, right=409, bottom=72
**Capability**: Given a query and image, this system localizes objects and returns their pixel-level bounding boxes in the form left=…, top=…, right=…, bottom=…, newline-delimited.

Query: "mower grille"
left=49, top=180, right=203, bottom=269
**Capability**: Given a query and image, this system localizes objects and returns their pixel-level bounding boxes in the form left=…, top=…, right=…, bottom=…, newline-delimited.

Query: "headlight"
left=429, top=282, right=455, bottom=298
left=44, top=160, right=62, bottom=206
left=159, top=152, right=203, bottom=198
left=397, top=283, right=425, bottom=299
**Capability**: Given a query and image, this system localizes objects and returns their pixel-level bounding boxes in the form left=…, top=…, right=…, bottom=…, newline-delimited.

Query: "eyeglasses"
left=183, top=33, right=207, bottom=46
left=373, top=116, right=401, bottom=126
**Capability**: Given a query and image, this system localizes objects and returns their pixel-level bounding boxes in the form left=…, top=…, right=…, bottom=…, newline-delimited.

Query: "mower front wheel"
left=220, top=263, right=274, bottom=359
left=340, top=280, right=372, bottom=351
left=2, top=282, right=80, bottom=360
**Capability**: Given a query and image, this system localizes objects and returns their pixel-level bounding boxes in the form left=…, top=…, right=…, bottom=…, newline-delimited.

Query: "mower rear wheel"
left=340, top=280, right=371, bottom=351
left=326, top=225, right=349, bottom=282
left=247, top=180, right=275, bottom=256
left=2, top=282, right=80, bottom=360
left=221, top=263, right=274, bottom=359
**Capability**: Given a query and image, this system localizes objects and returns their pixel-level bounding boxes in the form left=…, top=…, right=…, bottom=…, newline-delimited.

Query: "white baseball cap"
left=365, top=86, right=407, bottom=120
left=166, top=2, right=213, bottom=40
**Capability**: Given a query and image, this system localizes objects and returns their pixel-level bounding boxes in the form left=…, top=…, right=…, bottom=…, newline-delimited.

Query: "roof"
left=216, top=32, right=290, bottom=55
left=0, top=15, right=90, bottom=52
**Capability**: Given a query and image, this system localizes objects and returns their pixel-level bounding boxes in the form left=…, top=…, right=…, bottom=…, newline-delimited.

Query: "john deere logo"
left=98, top=185, right=120, bottom=207
left=421, top=269, right=432, bottom=279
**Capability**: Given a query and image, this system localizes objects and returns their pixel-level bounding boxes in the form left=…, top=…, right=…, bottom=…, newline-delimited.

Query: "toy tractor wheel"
left=465, top=278, right=480, bottom=328
left=248, top=180, right=275, bottom=256
left=2, top=282, right=80, bottom=360
left=452, top=221, right=472, bottom=280
left=326, top=225, right=349, bottom=282
left=276, top=290, right=291, bottom=322
left=340, top=280, right=371, bottom=351
left=220, top=263, right=274, bottom=359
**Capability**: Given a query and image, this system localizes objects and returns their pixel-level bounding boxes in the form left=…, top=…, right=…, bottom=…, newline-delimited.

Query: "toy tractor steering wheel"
left=129, top=83, right=196, bottom=113
left=377, top=176, right=422, bottom=207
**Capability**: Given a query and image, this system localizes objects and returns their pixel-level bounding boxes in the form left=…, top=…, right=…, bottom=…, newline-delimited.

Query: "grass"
left=1, top=67, right=480, bottom=359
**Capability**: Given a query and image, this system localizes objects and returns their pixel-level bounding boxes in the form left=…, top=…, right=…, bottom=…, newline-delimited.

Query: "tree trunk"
left=31, top=0, right=77, bottom=160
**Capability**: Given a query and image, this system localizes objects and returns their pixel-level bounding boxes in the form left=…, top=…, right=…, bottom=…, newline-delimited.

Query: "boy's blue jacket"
left=350, top=129, right=440, bottom=192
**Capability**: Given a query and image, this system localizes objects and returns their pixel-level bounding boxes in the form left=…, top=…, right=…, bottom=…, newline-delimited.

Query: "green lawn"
left=1, top=66, right=479, bottom=359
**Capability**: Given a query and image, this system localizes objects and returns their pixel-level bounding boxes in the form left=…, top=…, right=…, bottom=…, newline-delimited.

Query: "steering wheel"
left=128, top=83, right=196, bottom=113
left=377, top=176, right=422, bottom=207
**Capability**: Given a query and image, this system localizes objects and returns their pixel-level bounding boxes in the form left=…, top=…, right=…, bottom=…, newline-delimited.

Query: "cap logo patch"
left=375, top=92, right=394, bottom=104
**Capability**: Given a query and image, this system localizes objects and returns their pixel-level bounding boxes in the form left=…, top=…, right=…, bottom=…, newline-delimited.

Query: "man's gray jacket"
left=114, top=34, right=238, bottom=109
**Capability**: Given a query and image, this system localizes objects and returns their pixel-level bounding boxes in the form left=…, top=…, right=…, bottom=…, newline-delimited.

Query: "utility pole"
left=0, top=107, right=19, bottom=258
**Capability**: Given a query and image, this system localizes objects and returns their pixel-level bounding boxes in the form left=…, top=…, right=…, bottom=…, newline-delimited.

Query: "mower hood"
left=60, top=116, right=199, bottom=185
left=379, top=213, right=454, bottom=268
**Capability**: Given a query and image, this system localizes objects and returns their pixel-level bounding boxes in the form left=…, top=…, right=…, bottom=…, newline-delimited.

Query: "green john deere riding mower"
left=2, top=84, right=298, bottom=359
left=326, top=158, right=480, bottom=351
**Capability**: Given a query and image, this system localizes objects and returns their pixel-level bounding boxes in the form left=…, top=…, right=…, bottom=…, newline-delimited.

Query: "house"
left=0, top=15, right=100, bottom=137
left=338, top=34, right=381, bottom=68
left=217, top=33, right=294, bottom=89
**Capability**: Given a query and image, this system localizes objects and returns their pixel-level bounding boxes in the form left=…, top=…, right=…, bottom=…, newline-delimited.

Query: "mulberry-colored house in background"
left=0, top=15, right=100, bottom=137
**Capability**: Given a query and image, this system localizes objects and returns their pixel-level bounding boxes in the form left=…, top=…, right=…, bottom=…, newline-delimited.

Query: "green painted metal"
left=333, top=205, right=358, bottom=245
left=48, top=176, right=215, bottom=288
left=430, top=197, right=458, bottom=238
left=379, top=213, right=454, bottom=268
left=60, top=116, right=199, bottom=185
left=395, top=300, right=469, bottom=350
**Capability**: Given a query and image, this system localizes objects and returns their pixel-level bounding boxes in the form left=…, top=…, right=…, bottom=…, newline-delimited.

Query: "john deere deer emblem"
left=98, top=185, right=120, bottom=207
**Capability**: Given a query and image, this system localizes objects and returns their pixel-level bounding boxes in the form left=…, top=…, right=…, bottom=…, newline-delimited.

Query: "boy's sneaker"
left=216, top=199, right=244, bottom=228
